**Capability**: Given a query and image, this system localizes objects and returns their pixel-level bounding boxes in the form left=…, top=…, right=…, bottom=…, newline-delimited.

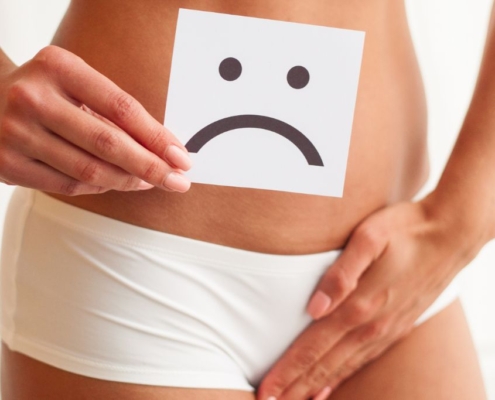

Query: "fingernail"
left=314, top=386, right=332, bottom=400
left=164, top=171, right=191, bottom=192
left=266, top=397, right=277, bottom=400
left=307, top=291, right=331, bottom=320
left=137, top=180, right=154, bottom=190
left=165, top=144, right=192, bottom=171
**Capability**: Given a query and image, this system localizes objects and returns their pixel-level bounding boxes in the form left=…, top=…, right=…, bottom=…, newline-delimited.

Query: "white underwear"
left=1, top=186, right=462, bottom=391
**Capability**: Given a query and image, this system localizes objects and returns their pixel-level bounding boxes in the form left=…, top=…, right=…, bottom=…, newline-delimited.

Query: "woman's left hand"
left=257, top=196, right=484, bottom=400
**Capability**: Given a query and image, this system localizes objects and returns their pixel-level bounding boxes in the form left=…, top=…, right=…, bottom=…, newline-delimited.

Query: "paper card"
left=164, top=8, right=365, bottom=197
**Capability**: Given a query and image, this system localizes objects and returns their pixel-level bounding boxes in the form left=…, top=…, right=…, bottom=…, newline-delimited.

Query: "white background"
left=1, top=0, right=495, bottom=397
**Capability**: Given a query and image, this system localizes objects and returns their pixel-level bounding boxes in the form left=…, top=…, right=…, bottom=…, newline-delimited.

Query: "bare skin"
left=1, top=300, right=487, bottom=399
left=0, top=0, right=490, bottom=399
left=43, top=0, right=430, bottom=255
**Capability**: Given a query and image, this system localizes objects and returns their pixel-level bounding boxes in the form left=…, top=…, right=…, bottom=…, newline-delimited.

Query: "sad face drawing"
left=164, top=9, right=365, bottom=197
left=186, top=57, right=324, bottom=167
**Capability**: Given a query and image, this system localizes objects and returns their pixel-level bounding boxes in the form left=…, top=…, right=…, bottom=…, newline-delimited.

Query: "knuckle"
left=92, top=185, right=107, bottom=194
left=262, top=375, right=291, bottom=394
left=343, top=298, right=373, bottom=326
left=84, top=185, right=106, bottom=195
left=108, top=91, right=138, bottom=125
left=77, top=161, right=101, bottom=184
left=0, top=118, right=29, bottom=149
left=34, top=45, right=64, bottom=62
left=91, top=127, right=121, bottom=157
left=305, top=363, right=329, bottom=387
left=379, top=287, right=393, bottom=309
left=356, top=224, right=386, bottom=253
left=356, top=225, right=377, bottom=245
left=141, top=160, right=161, bottom=182
left=327, top=365, right=348, bottom=389
left=358, top=321, right=389, bottom=343
left=6, top=81, right=40, bottom=110
left=292, top=346, right=321, bottom=370
left=120, top=174, right=138, bottom=191
left=0, top=116, right=17, bottom=138
left=60, top=179, right=85, bottom=196
left=331, top=267, right=356, bottom=297
left=333, top=364, right=350, bottom=381
left=33, top=45, right=72, bottom=75
left=147, top=126, right=168, bottom=153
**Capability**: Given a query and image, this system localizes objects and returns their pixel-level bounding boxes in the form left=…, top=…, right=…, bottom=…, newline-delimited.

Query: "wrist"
left=419, top=188, right=492, bottom=265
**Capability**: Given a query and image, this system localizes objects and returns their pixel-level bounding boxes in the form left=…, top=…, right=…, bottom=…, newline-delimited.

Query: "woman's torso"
left=47, top=0, right=429, bottom=255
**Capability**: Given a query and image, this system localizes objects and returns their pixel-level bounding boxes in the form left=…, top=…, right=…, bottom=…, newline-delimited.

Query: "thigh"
left=1, top=299, right=486, bottom=400
left=330, top=298, right=487, bottom=400
left=0, top=343, right=255, bottom=400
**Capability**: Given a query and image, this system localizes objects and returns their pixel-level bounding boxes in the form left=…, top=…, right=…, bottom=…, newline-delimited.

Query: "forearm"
left=426, top=2, right=495, bottom=250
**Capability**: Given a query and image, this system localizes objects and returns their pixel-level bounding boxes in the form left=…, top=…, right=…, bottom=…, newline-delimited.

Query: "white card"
left=164, top=8, right=365, bottom=197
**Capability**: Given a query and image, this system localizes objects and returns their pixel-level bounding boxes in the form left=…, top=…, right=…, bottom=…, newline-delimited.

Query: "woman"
left=0, top=0, right=490, bottom=399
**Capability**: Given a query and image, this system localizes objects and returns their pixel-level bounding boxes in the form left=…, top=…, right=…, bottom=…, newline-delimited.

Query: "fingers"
left=271, top=320, right=396, bottom=400
left=279, top=337, right=356, bottom=400
left=258, top=326, right=373, bottom=400
left=257, top=316, right=350, bottom=400
left=286, top=320, right=415, bottom=400
left=39, top=94, right=191, bottom=192
left=258, top=288, right=386, bottom=400
left=307, top=341, right=389, bottom=399
left=37, top=46, right=190, bottom=159
left=79, top=103, right=122, bottom=130
left=1, top=45, right=193, bottom=193
left=258, top=255, right=394, bottom=400
left=20, top=124, right=154, bottom=192
left=307, top=222, right=388, bottom=320
left=3, top=154, right=110, bottom=196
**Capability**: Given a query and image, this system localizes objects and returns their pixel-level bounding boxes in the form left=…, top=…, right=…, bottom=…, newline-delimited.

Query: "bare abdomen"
left=47, top=0, right=429, bottom=254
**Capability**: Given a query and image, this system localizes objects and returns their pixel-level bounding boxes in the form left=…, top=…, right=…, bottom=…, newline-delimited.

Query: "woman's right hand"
left=0, top=45, right=193, bottom=195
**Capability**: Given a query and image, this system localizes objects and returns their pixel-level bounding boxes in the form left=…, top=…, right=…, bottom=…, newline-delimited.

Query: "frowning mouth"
left=184, top=114, right=324, bottom=166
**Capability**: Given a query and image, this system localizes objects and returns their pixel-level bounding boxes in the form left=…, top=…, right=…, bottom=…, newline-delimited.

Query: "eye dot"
left=287, top=66, right=310, bottom=89
left=219, top=57, right=242, bottom=81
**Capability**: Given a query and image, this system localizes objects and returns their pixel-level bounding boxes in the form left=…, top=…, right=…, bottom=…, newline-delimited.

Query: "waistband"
left=27, top=188, right=342, bottom=274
